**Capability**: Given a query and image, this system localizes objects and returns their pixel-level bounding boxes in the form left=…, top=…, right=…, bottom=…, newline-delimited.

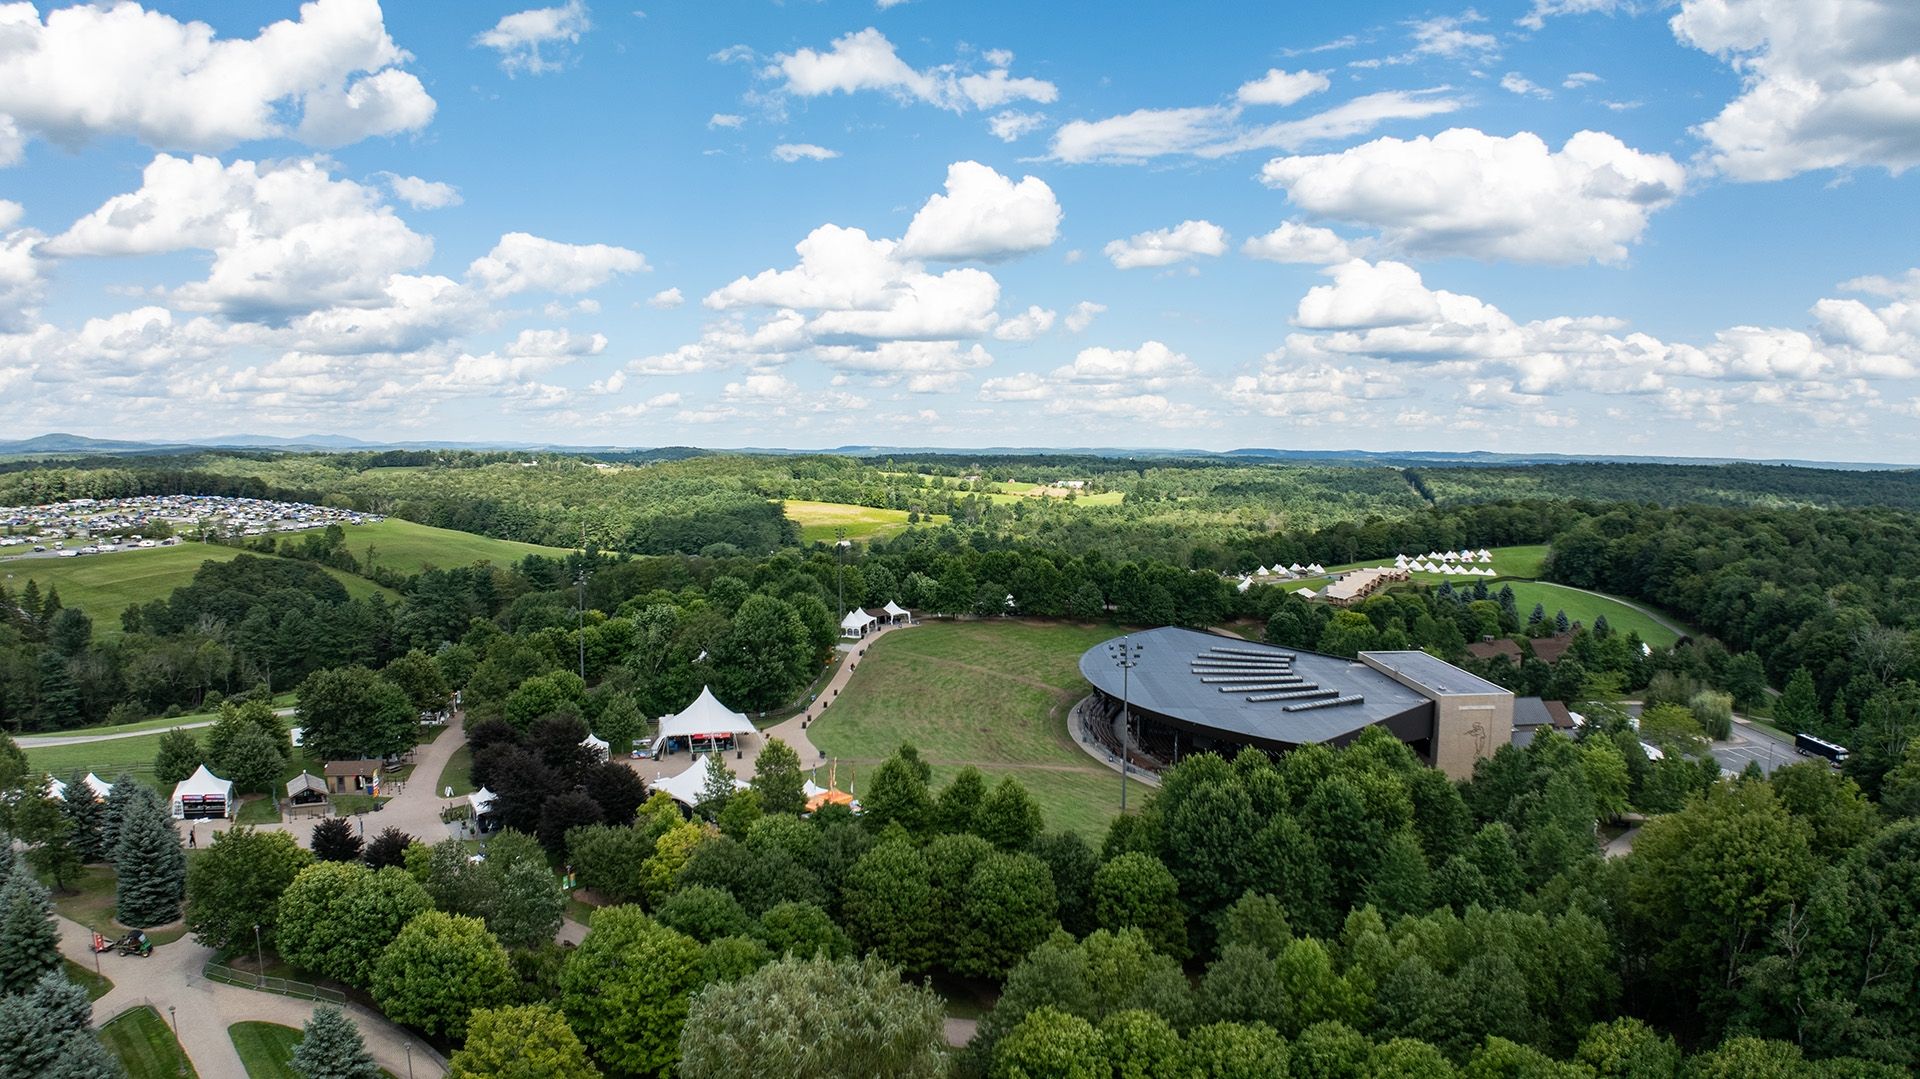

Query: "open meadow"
left=341, top=517, right=575, bottom=575
left=782, top=499, right=945, bottom=543
left=809, top=619, right=1128, bottom=836
left=0, top=543, right=390, bottom=636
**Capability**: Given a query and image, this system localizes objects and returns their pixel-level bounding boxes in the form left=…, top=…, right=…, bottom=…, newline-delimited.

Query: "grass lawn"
left=39, top=863, right=190, bottom=946
left=236, top=794, right=280, bottom=824
left=229, top=1021, right=303, bottom=1079
left=0, top=543, right=390, bottom=637
left=64, top=958, right=112, bottom=1000
left=344, top=517, right=575, bottom=576
left=26, top=730, right=177, bottom=787
left=1497, top=580, right=1687, bottom=648
left=436, top=742, right=475, bottom=797
left=781, top=499, right=946, bottom=543
left=100, top=1006, right=198, bottom=1079
left=810, top=619, right=1129, bottom=836
left=19, top=693, right=296, bottom=740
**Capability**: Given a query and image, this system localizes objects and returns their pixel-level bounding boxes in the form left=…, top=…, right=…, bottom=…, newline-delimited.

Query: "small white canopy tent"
left=840, top=607, right=878, bottom=639
left=658, top=686, right=757, bottom=752
left=881, top=600, right=912, bottom=624
left=49, top=772, right=112, bottom=802
left=469, top=787, right=497, bottom=816
left=171, top=764, right=234, bottom=821
left=580, top=733, right=610, bottom=761
left=655, top=758, right=750, bottom=809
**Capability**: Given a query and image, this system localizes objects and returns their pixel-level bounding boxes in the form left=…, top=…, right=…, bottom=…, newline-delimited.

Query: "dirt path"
left=60, top=915, right=446, bottom=1078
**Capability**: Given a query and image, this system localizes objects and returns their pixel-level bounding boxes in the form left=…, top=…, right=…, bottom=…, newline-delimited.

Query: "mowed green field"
left=227, top=1022, right=305, bottom=1079
left=783, top=499, right=947, bottom=543
left=1498, top=580, right=1687, bottom=648
left=0, top=544, right=390, bottom=636
left=810, top=620, right=1128, bottom=836
left=345, top=517, right=575, bottom=575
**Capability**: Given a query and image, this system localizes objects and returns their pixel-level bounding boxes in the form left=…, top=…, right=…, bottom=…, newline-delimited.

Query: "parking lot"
left=1707, top=718, right=1807, bottom=777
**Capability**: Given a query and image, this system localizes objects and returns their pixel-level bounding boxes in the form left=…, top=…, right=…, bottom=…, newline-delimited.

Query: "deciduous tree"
left=679, top=954, right=947, bottom=1079
left=371, top=911, right=513, bottom=1039
left=449, top=1004, right=600, bottom=1079
left=185, top=827, right=311, bottom=950
left=561, top=906, right=706, bottom=1078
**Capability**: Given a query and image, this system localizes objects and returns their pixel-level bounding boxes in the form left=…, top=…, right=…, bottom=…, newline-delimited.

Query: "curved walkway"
left=60, top=915, right=446, bottom=1078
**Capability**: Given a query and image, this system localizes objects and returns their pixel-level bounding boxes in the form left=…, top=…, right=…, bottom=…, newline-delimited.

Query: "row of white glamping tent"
left=840, top=600, right=915, bottom=639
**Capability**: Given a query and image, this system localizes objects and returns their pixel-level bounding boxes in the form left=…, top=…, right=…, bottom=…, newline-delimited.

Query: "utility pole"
left=835, top=529, right=849, bottom=614
left=1106, top=636, right=1144, bottom=812
left=575, top=570, right=589, bottom=681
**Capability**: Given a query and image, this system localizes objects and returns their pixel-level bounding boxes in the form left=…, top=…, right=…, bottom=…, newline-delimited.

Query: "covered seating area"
left=881, top=600, right=912, bottom=624
left=171, top=764, right=234, bottom=820
left=657, top=685, right=758, bottom=757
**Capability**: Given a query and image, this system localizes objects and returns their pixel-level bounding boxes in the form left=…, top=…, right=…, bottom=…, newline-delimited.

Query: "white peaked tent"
left=581, top=733, right=610, bottom=760
left=469, top=787, right=498, bottom=816
left=1478, top=549, right=1494, bottom=561
left=1255, top=566, right=1270, bottom=577
left=840, top=607, right=877, bottom=639
left=655, top=758, right=750, bottom=809
left=659, top=686, right=757, bottom=744
left=882, top=600, right=912, bottom=623
left=1307, top=563, right=1325, bottom=574
left=49, top=772, right=113, bottom=802
left=171, top=764, right=234, bottom=820
left=1236, top=577, right=1252, bottom=593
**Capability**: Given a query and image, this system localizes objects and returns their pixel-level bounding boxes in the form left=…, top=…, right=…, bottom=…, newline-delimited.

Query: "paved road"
left=19, top=708, right=295, bottom=748
left=60, top=915, right=446, bottom=1078
left=1713, top=716, right=1803, bottom=776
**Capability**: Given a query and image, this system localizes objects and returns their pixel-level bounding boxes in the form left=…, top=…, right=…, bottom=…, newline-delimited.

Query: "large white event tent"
left=658, top=686, right=758, bottom=753
left=840, top=607, right=878, bottom=638
left=881, top=600, right=912, bottom=624
left=654, top=758, right=751, bottom=809
left=170, top=764, right=234, bottom=820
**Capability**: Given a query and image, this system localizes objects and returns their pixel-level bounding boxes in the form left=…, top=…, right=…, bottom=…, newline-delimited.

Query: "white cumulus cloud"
left=1103, top=220, right=1228, bottom=269
left=384, top=174, right=462, bottom=209
left=772, top=28, right=1055, bottom=112
left=1673, top=0, right=1920, bottom=180
left=0, top=0, right=433, bottom=161
left=1260, top=128, right=1685, bottom=264
left=1236, top=69, right=1331, bottom=106
left=1242, top=222, right=1355, bottom=264
left=899, top=161, right=1061, bottom=262
left=474, top=1, right=591, bottom=76
left=467, top=232, right=648, bottom=297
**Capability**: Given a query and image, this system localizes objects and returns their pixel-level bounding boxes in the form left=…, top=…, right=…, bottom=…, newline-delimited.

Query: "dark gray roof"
left=1513, top=696, right=1553, bottom=729
left=1362, top=650, right=1509, bottom=696
left=1079, top=627, right=1431, bottom=745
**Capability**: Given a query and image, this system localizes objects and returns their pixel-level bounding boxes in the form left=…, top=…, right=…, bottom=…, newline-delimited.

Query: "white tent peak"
left=659, top=686, right=756, bottom=741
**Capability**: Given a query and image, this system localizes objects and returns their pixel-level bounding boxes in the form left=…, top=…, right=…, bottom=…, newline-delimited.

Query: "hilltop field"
left=0, top=517, right=572, bottom=635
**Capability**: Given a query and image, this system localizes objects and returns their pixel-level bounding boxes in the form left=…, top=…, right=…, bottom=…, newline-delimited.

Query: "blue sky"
left=2, top=0, right=1918, bottom=460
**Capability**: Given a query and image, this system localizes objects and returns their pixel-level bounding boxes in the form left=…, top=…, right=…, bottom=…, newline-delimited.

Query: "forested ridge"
left=2, top=452, right=1920, bottom=1075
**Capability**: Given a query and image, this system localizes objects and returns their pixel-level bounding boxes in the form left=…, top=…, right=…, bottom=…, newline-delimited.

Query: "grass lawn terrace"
left=100, top=1006, right=198, bottom=1079
left=228, top=1021, right=305, bottom=1079
left=1496, top=580, right=1688, bottom=648
left=809, top=619, right=1129, bottom=836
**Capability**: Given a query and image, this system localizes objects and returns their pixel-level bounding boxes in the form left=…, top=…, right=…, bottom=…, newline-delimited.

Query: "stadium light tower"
left=835, top=529, right=851, bottom=614
left=1105, top=636, right=1144, bottom=811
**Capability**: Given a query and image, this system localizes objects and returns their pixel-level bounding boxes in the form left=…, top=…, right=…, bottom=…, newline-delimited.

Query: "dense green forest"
left=3, top=451, right=1920, bottom=1075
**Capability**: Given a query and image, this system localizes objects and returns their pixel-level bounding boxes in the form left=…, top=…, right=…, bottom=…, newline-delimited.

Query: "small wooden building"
left=286, top=772, right=329, bottom=815
left=323, top=759, right=382, bottom=794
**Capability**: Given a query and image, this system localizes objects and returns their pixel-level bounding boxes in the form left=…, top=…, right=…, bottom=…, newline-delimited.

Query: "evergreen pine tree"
left=311, top=818, right=363, bottom=862
left=697, top=753, right=736, bottom=820
left=0, top=868, right=61, bottom=996
left=0, top=971, right=120, bottom=1079
left=58, top=772, right=105, bottom=863
left=1776, top=667, right=1819, bottom=734
left=32, top=654, right=81, bottom=730
left=290, top=1005, right=381, bottom=1079
left=100, top=773, right=139, bottom=863
left=114, top=786, right=186, bottom=927
left=1527, top=603, right=1546, bottom=628
left=38, top=586, right=60, bottom=626
left=1472, top=579, right=1490, bottom=601
left=1554, top=610, right=1571, bottom=634
left=1591, top=614, right=1611, bottom=638
left=16, top=582, right=40, bottom=636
